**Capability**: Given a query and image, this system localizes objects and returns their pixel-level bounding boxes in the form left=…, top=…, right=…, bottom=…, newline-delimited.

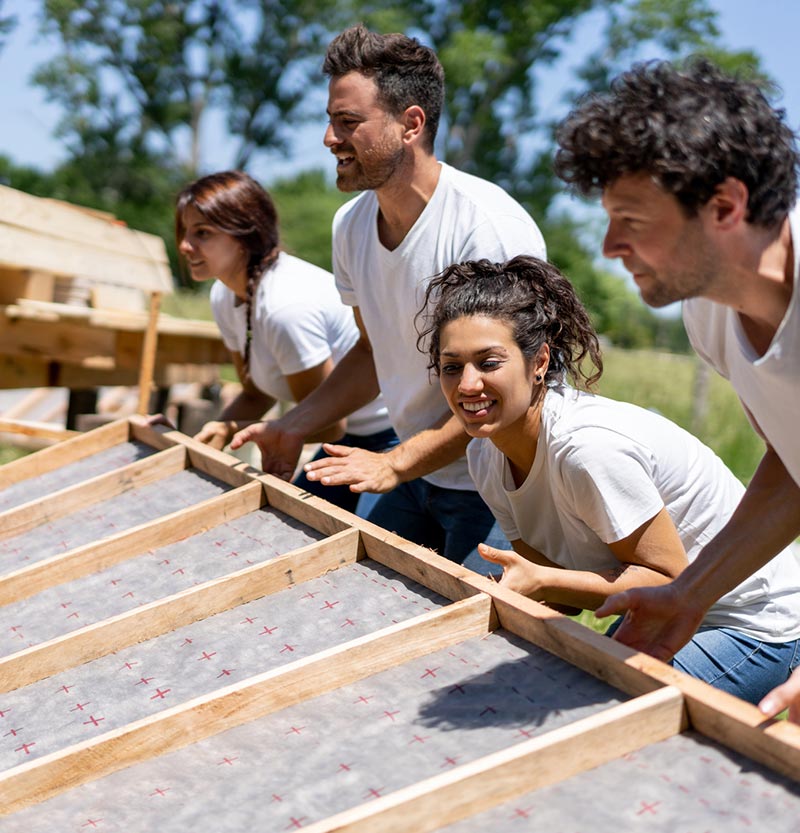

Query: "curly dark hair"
left=416, top=256, right=602, bottom=390
left=554, top=58, right=798, bottom=227
left=323, top=24, right=444, bottom=152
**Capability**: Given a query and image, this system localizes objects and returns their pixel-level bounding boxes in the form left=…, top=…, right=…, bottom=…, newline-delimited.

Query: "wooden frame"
left=0, top=417, right=797, bottom=828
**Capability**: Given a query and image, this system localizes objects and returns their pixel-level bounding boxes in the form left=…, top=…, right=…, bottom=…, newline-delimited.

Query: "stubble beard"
left=640, top=234, right=719, bottom=308
left=335, top=136, right=406, bottom=193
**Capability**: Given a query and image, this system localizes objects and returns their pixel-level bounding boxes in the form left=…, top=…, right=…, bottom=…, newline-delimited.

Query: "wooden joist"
left=0, top=418, right=797, bottom=830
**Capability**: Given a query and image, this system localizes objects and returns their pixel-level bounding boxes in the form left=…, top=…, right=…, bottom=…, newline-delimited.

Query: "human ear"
left=533, top=343, right=550, bottom=384
left=706, top=177, right=749, bottom=230
left=402, top=105, right=426, bottom=144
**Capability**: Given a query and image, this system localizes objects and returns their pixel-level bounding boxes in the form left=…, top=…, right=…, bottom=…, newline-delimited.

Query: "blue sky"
left=1, top=1, right=797, bottom=183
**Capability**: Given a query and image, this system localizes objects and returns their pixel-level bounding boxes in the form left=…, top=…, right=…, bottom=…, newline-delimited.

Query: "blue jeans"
left=293, top=427, right=399, bottom=517
left=606, top=619, right=800, bottom=705
left=365, top=478, right=509, bottom=575
left=672, top=627, right=800, bottom=705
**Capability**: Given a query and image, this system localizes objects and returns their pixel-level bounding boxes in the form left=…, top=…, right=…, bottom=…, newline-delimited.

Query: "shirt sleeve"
left=263, top=302, right=332, bottom=377
left=553, top=426, right=664, bottom=544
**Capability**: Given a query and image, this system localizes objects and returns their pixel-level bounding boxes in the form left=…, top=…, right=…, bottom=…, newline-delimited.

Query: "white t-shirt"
left=211, top=252, right=391, bottom=436
left=333, top=162, right=547, bottom=490
left=467, top=386, right=800, bottom=641
left=682, top=206, right=800, bottom=487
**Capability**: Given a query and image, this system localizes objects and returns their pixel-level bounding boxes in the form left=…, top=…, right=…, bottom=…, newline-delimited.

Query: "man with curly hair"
left=554, top=58, right=800, bottom=720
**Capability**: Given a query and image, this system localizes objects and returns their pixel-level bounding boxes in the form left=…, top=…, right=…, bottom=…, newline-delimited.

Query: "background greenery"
left=0, top=0, right=772, bottom=352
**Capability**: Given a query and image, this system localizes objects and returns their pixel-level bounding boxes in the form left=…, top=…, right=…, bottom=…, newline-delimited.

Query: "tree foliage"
left=13, top=0, right=773, bottom=342
left=34, top=0, right=339, bottom=176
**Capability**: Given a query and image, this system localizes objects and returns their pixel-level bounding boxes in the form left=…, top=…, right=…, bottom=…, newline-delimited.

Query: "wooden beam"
left=0, top=593, right=493, bottom=813
left=137, top=291, right=162, bottom=415
left=256, top=473, right=356, bottom=536
left=0, top=444, right=187, bottom=541
left=0, top=419, right=79, bottom=443
left=620, top=653, right=800, bottom=783
left=463, top=577, right=800, bottom=782
left=461, top=574, right=667, bottom=698
left=0, top=222, right=171, bottom=293
left=0, top=480, right=264, bottom=605
left=0, top=418, right=131, bottom=488
left=301, top=686, right=686, bottom=833
left=0, top=184, right=169, bottom=266
left=0, top=528, right=361, bottom=693
left=361, top=526, right=489, bottom=605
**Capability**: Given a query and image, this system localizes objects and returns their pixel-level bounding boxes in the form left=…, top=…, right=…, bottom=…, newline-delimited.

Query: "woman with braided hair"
left=176, top=170, right=396, bottom=512
left=418, top=254, right=800, bottom=704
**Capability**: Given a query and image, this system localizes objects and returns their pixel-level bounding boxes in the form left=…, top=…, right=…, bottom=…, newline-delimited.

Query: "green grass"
left=0, top=445, right=29, bottom=465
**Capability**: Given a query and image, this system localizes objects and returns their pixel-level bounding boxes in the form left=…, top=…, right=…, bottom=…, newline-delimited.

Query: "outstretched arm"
left=596, top=445, right=800, bottom=662
left=480, top=507, right=686, bottom=611
left=194, top=351, right=276, bottom=450
left=231, top=309, right=380, bottom=478
left=303, top=411, right=470, bottom=494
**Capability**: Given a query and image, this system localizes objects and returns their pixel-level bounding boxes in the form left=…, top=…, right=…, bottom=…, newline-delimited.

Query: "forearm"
left=219, top=388, right=276, bottom=424
left=275, top=339, right=379, bottom=440
left=667, top=447, right=800, bottom=612
left=381, top=413, right=470, bottom=484
left=532, top=562, right=673, bottom=611
left=197, top=389, right=275, bottom=447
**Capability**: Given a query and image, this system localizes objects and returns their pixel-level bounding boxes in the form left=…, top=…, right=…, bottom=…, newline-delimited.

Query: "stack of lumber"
left=0, top=185, right=228, bottom=395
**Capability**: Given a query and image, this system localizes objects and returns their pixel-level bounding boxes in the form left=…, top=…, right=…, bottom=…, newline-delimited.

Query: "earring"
left=535, top=374, right=542, bottom=383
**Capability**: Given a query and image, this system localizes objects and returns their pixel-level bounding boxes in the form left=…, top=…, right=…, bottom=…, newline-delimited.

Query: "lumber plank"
left=464, top=577, right=800, bottom=782
left=361, top=527, right=486, bottom=606
left=301, top=686, right=686, bottom=833
left=0, top=419, right=79, bottom=443
left=0, top=418, right=131, bottom=488
left=0, top=528, right=361, bottom=693
left=0, top=316, right=118, bottom=364
left=0, top=184, right=168, bottom=265
left=0, top=388, right=51, bottom=419
left=256, top=472, right=356, bottom=536
left=0, top=480, right=264, bottom=605
left=0, top=444, right=187, bottom=541
left=460, top=574, right=667, bottom=698
left=0, top=224, right=171, bottom=293
left=0, top=593, right=493, bottom=813
left=136, top=291, right=162, bottom=415
left=619, top=653, right=800, bottom=782
left=6, top=299, right=220, bottom=337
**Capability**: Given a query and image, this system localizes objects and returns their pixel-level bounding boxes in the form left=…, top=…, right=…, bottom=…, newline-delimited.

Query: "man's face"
left=324, top=71, right=406, bottom=192
left=601, top=173, right=720, bottom=307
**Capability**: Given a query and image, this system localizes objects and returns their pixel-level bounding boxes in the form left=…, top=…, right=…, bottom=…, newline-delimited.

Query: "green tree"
left=34, top=0, right=340, bottom=176
left=21, top=0, right=772, bottom=333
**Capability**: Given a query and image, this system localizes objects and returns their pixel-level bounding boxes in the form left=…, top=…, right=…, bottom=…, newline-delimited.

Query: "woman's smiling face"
left=178, top=204, right=248, bottom=287
left=438, top=315, right=541, bottom=444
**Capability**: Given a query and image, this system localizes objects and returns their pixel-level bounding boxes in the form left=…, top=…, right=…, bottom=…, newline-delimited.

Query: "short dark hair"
left=323, top=24, right=444, bottom=152
left=554, top=58, right=799, bottom=227
left=175, top=170, right=280, bottom=282
left=417, top=256, right=602, bottom=390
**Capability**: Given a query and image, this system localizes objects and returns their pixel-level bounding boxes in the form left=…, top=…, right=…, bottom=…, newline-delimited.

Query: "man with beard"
left=232, top=24, right=546, bottom=568
left=554, top=58, right=800, bottom=720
